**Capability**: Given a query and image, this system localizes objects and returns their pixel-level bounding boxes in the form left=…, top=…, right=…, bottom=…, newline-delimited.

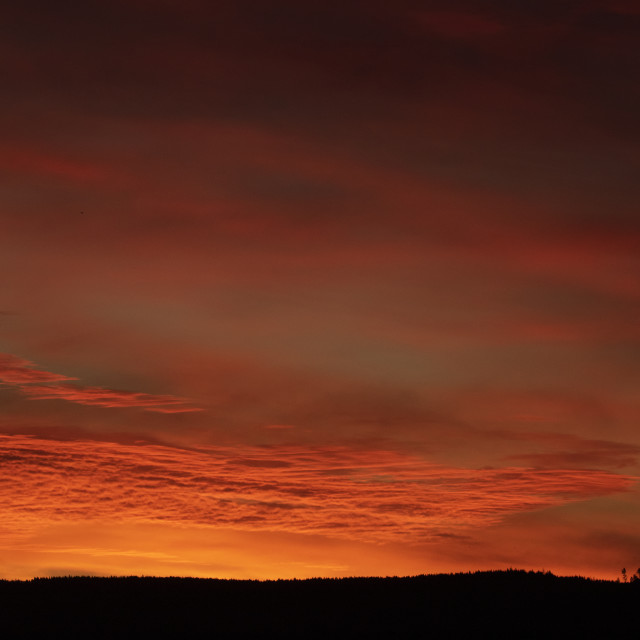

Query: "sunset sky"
left=1, top=0, right=639, bottom=580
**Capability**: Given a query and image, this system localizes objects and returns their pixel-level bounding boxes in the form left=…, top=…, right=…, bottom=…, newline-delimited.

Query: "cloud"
left=0, top=353, right=201, bottom=413
left=18, top=384, right=202, bottom=413
left=0, top=354, right=77, bottom=385
left=1, top=434, right=634, bottom=544
left=264, top=424, right=296, bottom=430
left=0, top=144, right=111, bottom=183
left=504, top=433, right=640, bottom=470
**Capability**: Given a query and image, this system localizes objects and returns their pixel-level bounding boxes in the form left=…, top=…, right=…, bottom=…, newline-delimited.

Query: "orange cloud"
left=1, top=435, right=634, bottom=545
left=0, top=353, right=201, bottom=413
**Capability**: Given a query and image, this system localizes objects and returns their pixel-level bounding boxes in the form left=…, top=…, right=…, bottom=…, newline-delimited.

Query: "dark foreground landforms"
left=2, top=569, right=638, bottom=639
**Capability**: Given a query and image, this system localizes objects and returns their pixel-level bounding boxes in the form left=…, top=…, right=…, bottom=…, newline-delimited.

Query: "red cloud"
left=0, top=354, right=77, bottom=385
left=18, top=384, right=203, bottom=413
left=0, top=353, right=201, bottom=413
left=1, top=435, right=634, bottom=543
left=0, top=145, right=110, bottom=183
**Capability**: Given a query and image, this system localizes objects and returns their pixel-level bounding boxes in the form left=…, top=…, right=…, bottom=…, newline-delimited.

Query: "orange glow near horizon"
left=0, top=433, right=636, bottom=580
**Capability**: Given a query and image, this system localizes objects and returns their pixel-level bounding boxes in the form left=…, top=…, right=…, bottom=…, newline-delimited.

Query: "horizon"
left=1, top=1, right=639, bottom=582
left=4, top=567, right=634, bottom=583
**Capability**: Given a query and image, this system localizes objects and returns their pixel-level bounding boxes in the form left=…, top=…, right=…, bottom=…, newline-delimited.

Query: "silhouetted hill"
left=1, top=569, right=637, bottom=639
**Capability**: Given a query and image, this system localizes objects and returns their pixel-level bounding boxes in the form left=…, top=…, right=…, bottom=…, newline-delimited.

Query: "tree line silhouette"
left=621, top=567, right=640, bottom=583
left=1, top=569, right=637, bottom=639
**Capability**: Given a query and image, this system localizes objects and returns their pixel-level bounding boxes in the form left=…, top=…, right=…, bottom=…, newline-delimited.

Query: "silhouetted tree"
left=621, top=568, right=627, bottom=583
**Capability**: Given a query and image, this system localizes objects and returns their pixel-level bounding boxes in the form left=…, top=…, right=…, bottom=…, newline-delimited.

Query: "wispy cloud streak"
left=1, top=435, right=634, bottom=543
left=18, top=384, right=202, bottom=413
left=0, top=354, right=76, bottom=385
left=0, top=353, right=200, bottom=413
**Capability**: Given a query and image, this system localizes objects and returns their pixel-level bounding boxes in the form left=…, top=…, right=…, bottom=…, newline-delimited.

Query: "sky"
left=1, top=0, right=639, bottom=580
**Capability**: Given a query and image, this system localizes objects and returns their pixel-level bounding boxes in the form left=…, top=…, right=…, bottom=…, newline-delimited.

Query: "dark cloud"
left=504, top=432, right=640, bottom=470
left=2, top=0, right=637, bottom=142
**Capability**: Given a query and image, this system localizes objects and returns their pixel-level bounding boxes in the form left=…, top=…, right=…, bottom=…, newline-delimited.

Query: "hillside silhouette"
left=2, top=569, right=638, bottom=639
